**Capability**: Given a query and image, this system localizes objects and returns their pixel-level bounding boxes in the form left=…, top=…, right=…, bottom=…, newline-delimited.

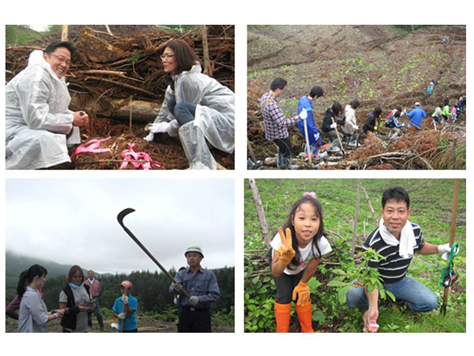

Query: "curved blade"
left=117, top=208, right=135, bottom=228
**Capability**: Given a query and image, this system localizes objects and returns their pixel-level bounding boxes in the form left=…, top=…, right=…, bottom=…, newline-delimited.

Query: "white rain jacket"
left=153, top=64, right=235, bottom=169
left=5, top=50, right=77, bottom=169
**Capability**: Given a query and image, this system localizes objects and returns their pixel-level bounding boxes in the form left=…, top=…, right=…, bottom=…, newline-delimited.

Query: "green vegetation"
left=244, top=179, right=466, bottom=332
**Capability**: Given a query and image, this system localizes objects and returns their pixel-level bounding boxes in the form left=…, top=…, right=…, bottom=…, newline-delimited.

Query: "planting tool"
left=301, top=109, right=312, bottom=165
left=117, top=208, right=191, bottom=299
left=330, top=116, right=345, bottom=155
left=439, top=179, right=460, bottom=316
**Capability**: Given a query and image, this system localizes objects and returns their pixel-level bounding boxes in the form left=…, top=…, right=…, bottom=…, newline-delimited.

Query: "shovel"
left=301, top=108, right=312, bottom=165
left=117, top=208, right=191, bottom=299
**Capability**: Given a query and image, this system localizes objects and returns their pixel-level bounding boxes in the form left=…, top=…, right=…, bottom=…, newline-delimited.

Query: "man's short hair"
left=309, top=86, right=323, bottom=98
left=382, top=186, right=410, bottom=209
left=45, top=41, right=76, bottom=57
left=270, top=77, right=287, bottom=91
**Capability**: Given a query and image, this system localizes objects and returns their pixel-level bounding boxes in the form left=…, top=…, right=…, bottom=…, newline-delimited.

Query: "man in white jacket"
left=5, top=41, right=89, bottom=170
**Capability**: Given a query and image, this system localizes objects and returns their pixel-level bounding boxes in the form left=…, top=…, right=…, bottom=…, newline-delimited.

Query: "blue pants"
left=345, top=276, right=438, bottom=312
left=167, top=97, right=196, bottom=126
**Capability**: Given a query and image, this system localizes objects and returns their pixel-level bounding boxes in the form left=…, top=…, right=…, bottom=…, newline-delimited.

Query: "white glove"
left=330, top=123, right=337, bottom=129
left=188, top=296, right=200, bottom=306
left=438, top=243, right=451, bottom=261
left=313, top=132, right=320, bottom=141
left=118, top=313, right=126, bottom=320
left=173, top=282, right=183, bottom=293
left=144, top=132, right=155, bottom=142
left=149, top=122, right=170, bottom=134
left=121, top=295, right=129, bottom=304
left=401, top=123, right=405, bottom=127
left=352, top=125, right=359, bottom=130
left=299, top=108, right=308, bottom=120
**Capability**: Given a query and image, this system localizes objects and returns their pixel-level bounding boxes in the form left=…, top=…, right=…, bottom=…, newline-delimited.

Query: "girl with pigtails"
left=270, top=192, right=332, bottom=332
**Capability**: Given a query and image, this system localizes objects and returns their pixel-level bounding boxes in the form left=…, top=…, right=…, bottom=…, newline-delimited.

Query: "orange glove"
left=275, top=227, right=295, bottom=266
left=292, top=280, right=311, bottom=306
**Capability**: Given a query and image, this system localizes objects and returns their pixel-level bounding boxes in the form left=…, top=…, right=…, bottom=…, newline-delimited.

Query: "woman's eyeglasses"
left=160, top=54, right=175, bottom=60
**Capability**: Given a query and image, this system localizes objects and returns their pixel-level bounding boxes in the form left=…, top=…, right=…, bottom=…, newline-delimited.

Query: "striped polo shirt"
left=363, top=222, right=425, bottom=283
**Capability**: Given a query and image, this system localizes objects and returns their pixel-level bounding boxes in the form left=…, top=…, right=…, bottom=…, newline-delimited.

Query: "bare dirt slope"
left=247, top=25, right=466, bottom=169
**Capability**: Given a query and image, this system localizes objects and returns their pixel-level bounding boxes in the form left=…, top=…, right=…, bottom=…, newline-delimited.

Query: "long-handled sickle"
left=117, top=208, right=191, bottom=299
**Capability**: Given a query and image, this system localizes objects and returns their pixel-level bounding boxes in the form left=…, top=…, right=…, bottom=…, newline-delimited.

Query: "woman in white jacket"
left=343, top=99, right=361, bottom=147
left=145, top=39, right=235, bottom=169
left=5, top=42, right=89, bottom=170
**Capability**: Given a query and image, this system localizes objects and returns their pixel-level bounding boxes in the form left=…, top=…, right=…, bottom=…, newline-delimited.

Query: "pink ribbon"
left=71, top=137, right=112, bottom=161
left=120, top=143, right=162, bottom=170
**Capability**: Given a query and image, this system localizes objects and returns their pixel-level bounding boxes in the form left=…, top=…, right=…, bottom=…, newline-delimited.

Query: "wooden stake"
left=248, top=179, right=270, bottom=249
left=303, top=115, right=312, bottom=165
left=200, top=25, right=212, bottom=76
left=61, top=25, right=68, bottom=42
left=362, top=187, right=378, bottom=227
left=351, top=179, right=361, bottom=256
left=129, top=96, right=133, bottom=132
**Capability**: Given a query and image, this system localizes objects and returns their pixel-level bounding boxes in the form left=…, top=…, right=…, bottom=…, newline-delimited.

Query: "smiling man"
left=345, top=186, right=453, bottom=332
left=170, top=246, right=220, bottom=332
left=5, top=41, right=89, bottom=169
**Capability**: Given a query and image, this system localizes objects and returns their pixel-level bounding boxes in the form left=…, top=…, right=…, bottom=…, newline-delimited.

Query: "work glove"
left=188, top=296, right=200, bottom=306
left=144, top=132, right=155, bottom=142
left=167, top=120, right=179, bottom=137
left=275, top=227, right=295, bottom=266
left=352, top=125, right=359, bottom=130
left=292, top=280, right=311, bottom=306
left=330, top=122, right=337, bottom=129
left=149, top=122, right=170, bottom=134
left=118, top=313, right=126, bottom=320
left=438, top=243, right=452, bottom=261
left=173, top=282, right=183, bottom=293
left=299, top=108, right=308, bottom=120
left=121, top=295, right=129, bottom=304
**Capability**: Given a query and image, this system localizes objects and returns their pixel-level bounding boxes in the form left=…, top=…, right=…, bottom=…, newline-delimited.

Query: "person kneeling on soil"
left=345, top=186, right=454, bottom=332
left=5, top=41, right=89, bottom=170
left=404, top=102, right=426, bottom=129
left=362, top=107, right=382, bottom=134
left=260, top=78, right=307, bottom=169
left=296, top=86, right=324, bottom=158
left=113, top=280, right=138, bottom=332
left=343, top=99, right=361, bottom=147
left=270, top=193, right=332, bottom=333
left=385, top=110, right=404, bottom=140
left=144, top=40, right=235, bottom=170
left=320, top=101, right=343, bottom=152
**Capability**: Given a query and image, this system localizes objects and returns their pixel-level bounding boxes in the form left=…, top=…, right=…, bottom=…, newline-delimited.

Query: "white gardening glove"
left=188, top=296, right=200, bottom=306
left=173, top=282, right=183, bottom=293
left=149, top=122, right=170, bottom=134
left=121, top=295, right=129, bottom=304
left=118, top=313, right=126, bottom=320
left=438, top=243, right=451, bottom=261
left=167, top=120, right=179, bottom=137
left=401, top=123, right=405, bottom=127
left=330, top=122, right=337, bottom=129
left=144, top=132, right=155, bottom=142
left=352, top=125, right=359, bottom=130
left=299, top=108, right=308, bottom=120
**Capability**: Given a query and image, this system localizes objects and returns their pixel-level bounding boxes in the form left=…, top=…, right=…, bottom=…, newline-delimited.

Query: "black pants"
left=178, top=307, right=211, bottom=332
left=272, top=269, right=304, bottom=304
left=274, top=138, right=292, bottom=169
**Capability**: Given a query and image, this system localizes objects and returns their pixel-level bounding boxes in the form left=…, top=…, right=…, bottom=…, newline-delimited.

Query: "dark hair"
left=270, top=77, right=287, bottom=91
left=350, top=99, right=361, bottom=109
left=373, top=107, right=382, bottom=118
left=165, top=39, right=201, bottom=75
left=382, top=186, right=410, bottom=209
left=45, top=41, right=76, bottom=57
left=309, top=86, right=324, bottom=98
left=394, top=110, right=401, bottom=118
left=396, top=106, right=402, bottom=112
left=282, top=195, right=325, bottom=265
left=331, top=101, right=342, bottom=116
left=17, top=265, right=48, bottom=299
left=66, top=265, right=84, bottom=284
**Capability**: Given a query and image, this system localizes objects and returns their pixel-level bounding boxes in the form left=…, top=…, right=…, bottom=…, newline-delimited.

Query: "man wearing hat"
left=404, top=102, right=426, bottom=129
left=170, top=246, right=220, bottom=332
left=112, top=280, right=138, bottom=332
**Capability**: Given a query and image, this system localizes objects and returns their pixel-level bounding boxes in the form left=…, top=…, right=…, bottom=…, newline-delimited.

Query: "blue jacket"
left=297, top=96, right=321, bottom=153
left=405, top=106, right=426, bottom=127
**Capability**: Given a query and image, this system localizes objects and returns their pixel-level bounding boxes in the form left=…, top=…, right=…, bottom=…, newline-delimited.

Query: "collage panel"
left=5, top=25, right=234, bottom=170
left=247, top=25, right=466, bottom=170
left=244, top=178, right=466, bottom=332
left=5, top=178, right=235, bottom=333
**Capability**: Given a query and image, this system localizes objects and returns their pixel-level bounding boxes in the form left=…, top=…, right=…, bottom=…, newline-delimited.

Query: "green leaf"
left=327, top=279, right=349, bottom=288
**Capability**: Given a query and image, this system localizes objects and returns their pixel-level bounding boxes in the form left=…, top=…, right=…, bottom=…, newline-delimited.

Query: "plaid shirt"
left=260, top=92, right=300, bottom=140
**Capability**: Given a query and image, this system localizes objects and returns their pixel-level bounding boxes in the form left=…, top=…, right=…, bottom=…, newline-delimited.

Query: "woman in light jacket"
left=344, top=99, right=361, bottom=147
left=145, top=39, right=235, bottom=169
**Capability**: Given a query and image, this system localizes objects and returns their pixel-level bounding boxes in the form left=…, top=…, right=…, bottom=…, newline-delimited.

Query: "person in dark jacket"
left=59, top=265, right=93, bottom=333
left=321, top=101, right=343, bottom=151
left=363, top=107, right=382, bottom=134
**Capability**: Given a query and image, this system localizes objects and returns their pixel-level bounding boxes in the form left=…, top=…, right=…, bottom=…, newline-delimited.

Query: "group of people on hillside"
left=5, top=40, right=235, bottom=170
left=260, top=78, right=466, bottom=169
left=7, top=246, right=220, bottom=333
left=270, top=186, right=455, bottom=333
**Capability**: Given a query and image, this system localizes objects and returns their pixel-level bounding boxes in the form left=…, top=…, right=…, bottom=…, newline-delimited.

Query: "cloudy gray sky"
left=6, top=178, right=234, bottom=274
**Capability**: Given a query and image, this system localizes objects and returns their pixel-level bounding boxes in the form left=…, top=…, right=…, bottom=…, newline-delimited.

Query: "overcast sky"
left=6, top=179, right=234, bottom=274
